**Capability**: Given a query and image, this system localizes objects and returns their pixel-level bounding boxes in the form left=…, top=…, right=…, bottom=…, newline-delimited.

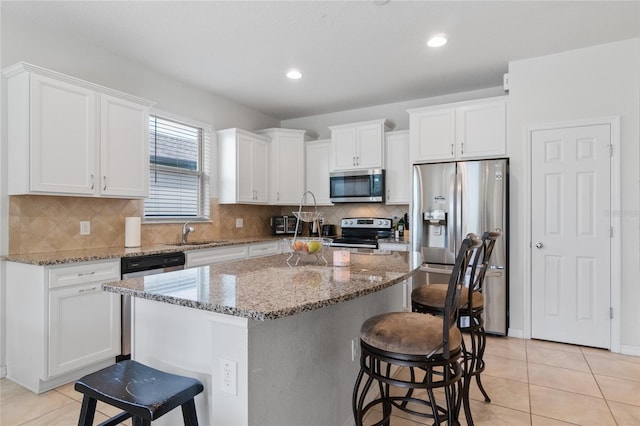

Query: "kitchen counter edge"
left=4, top=237, right=282, bottom=266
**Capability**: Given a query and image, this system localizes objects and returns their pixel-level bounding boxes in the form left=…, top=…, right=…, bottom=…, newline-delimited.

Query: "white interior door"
left=531, top=124, right=611, bottom=348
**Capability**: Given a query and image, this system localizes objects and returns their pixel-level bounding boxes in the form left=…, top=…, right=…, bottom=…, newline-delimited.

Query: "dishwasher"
left=118, top=252, right=186, bottom=360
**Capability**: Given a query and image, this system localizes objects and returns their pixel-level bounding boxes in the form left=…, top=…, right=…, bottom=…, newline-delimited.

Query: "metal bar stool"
left=412, top=231, right=500, bottom=426
left=352, top=235, right=481, bottom=426
left=75, top=360, right=204, bottom=426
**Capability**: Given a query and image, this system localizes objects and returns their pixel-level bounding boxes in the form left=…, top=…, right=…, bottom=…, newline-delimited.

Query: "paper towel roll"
left=125, top=217, right=141, bottom=248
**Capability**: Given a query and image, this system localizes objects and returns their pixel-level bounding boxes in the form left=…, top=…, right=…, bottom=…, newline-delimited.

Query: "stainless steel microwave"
left=329, top=169, right=385, bottom=203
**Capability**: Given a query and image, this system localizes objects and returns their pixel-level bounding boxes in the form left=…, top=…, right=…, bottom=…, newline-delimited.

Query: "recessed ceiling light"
left=427, top=34, right=448, bottom=48
left=286, top=69, right=302, bottom=80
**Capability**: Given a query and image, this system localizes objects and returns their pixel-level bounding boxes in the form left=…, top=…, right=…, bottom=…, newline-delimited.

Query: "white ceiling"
left=3, top=1, right=639, bottom=120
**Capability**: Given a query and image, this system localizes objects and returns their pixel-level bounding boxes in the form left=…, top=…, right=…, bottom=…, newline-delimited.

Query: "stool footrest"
left=97, top=411, right=133, bottom=426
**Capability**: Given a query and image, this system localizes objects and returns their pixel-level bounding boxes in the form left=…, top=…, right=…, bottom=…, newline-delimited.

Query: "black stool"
left=75, top=360, right=204, bottom=426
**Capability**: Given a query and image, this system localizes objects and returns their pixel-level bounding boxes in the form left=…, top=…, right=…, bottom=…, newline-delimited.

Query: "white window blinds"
left=144, top=115, right=210, bottom=220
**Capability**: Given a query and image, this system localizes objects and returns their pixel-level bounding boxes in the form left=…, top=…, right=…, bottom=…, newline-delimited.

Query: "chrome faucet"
left=182, top=222, right=195, bottom=244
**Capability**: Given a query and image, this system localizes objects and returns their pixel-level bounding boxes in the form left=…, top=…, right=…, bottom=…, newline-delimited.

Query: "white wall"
left=282, top=86, right=505, bottom=138
left=0, top=11, right=280, bottom=376
left=507, top=38, right=640, bottom=351
left=284, top=38, right=640, bottom=354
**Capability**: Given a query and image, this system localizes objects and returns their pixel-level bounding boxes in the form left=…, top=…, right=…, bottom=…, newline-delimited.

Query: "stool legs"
left=78, top=396, right=96, bottom=426
left=353, top=351, right=463, bottom=426
left=181, top=398, right=200, bottom=426
left=459, top=312, right=491, bottom=426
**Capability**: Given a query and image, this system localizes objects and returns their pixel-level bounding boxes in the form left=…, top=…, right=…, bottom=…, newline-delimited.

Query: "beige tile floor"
left=1, top=336, right=639, bottom=425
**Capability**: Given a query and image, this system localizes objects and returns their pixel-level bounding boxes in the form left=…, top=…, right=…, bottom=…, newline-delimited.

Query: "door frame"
left=523, top=116, right=621, bottom=352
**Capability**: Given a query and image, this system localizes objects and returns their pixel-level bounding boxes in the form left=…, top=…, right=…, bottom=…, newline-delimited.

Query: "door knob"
left=535, top=242, right=544, bottom=249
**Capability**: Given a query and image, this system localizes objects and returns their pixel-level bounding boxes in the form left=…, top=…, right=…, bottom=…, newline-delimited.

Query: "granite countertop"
left=103, top=248, right=423, bottom=321
left=4, top=237, right=281, bottom=265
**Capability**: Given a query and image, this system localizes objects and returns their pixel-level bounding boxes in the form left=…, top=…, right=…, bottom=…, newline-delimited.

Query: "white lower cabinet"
left=185, top=241, right=282, bottom=268
left=248, top=241, right=281, bottom=258
left=185, top=245, right=250, bottom=268
left=6, top=259, right=120, bottom=393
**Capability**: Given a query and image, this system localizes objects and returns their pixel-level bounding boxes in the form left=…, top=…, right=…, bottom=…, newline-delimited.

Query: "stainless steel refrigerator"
left=411, top=159, right=508, bottom=335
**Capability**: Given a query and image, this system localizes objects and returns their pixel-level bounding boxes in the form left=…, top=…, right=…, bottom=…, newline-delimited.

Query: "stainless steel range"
left=330, top=217, right=393, bottom=249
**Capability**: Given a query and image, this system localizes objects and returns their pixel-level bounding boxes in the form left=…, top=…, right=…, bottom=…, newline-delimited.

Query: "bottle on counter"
left=393, top=215, right=399, bottom=240
left=397, top=216, right=405, bottom=238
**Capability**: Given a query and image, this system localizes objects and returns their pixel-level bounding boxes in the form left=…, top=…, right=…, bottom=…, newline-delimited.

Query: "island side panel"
left=247, top=282, right=405, bottom=426
left=131, top=297, right=252, bottom=426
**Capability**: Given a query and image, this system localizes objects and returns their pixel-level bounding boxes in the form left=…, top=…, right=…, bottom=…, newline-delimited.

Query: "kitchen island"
left=103, top=248, right=422, bottom=426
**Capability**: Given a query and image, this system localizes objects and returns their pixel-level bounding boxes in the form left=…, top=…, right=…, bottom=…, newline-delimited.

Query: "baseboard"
left=620, top=344, right=640, bottom=357
left=507, top=328, right=525, bottom=339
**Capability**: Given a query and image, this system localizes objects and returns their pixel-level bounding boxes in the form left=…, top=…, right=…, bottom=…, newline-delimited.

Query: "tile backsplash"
left=8, top=195, right=409, bottom=254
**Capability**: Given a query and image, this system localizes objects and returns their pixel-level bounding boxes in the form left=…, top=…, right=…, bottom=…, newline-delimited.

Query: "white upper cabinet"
left=330, top=119, right=391, bottom=171
left=218, top=128, right=270, bottom=204
left=100, top=94, right=150, bottom=198
left=305, top=138, right=333, bottom=205
left=4, top=63, right=154, bottom=198
left=408, top=97, right=507, bottom=163
left=256, top=128, right=314, bottom=205
left=384, top=130, right=410, bottom=205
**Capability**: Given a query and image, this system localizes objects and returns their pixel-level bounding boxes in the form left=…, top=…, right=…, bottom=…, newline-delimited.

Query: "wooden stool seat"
left=75, top=360, right=203, bottom=426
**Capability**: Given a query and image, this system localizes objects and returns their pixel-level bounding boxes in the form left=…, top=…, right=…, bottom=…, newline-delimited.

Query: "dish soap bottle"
left=393, top=216, right=399, bottom=240
left=397, top=216, right=405, bottom=238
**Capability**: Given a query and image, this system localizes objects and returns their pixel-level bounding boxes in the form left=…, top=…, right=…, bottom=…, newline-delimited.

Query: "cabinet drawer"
left=186, top=245, right=249, bottom=268
left=48, top=260, right=120, bottom=289
left=248, top=241, right=280, bottom=258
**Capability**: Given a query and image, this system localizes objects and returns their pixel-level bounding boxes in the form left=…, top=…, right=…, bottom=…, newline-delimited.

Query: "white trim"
left=2, top=62, right=155, bottom=107
left=620, top=345, right=640, bottom=357
left=149, top=108, right=213, bottom=133
left=523, top=116, right=621, bottom=352
left=508, top=328, right=525, bottom=339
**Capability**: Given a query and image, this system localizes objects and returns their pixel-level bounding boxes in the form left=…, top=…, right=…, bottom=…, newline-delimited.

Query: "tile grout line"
left=582, top=346, right=622, bottom=426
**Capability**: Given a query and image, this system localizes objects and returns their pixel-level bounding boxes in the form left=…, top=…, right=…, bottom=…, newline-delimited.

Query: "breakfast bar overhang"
left=103, top=249, right=422, bottom=425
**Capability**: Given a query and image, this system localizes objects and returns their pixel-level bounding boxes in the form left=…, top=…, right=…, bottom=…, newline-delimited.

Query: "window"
left=144, top=114, right=210, bottom=221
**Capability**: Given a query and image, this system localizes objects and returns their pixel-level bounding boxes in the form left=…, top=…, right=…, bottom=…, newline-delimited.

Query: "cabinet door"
left=356, top=123, right=383, bottom=169
left=236, top=134, right=255, bottom=202
left=384, top=131, right=410, bottom=204
left=252, top=138, right=269, bottom=203
left=409, top=108, right=456, bottom=163
left=100, top=95, right=149, bottom=198
left=332, top=127, right=358, bottom=170
left=456, top=100, right=506, bottom=159
left=306, top=139, right=332, bottom=205
left=272, top=134, right=304, bottom=204
left=48, top=284, right=120, bottom=377
left=30, top=74, right=97, bottom=194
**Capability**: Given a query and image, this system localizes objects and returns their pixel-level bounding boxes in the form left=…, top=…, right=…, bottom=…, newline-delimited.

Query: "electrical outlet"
left=235, top=218, right=243, bottom=228
left=351, top=337, right=360, bottom=362
left=80, top=221, right=91, bottom=235
left=220, top=358, right=237, bottom=395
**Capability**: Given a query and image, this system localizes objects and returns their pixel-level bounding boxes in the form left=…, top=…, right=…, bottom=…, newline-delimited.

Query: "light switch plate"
left=236, top=218, right=243, bottom=228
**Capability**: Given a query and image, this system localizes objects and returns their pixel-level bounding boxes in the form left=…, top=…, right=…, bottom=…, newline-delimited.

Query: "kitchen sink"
left=169, top=240, right=229, bottom=246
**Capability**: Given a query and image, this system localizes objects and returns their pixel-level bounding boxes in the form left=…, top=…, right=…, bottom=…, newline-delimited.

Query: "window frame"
left=143, top=110, right=211, bottom=223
